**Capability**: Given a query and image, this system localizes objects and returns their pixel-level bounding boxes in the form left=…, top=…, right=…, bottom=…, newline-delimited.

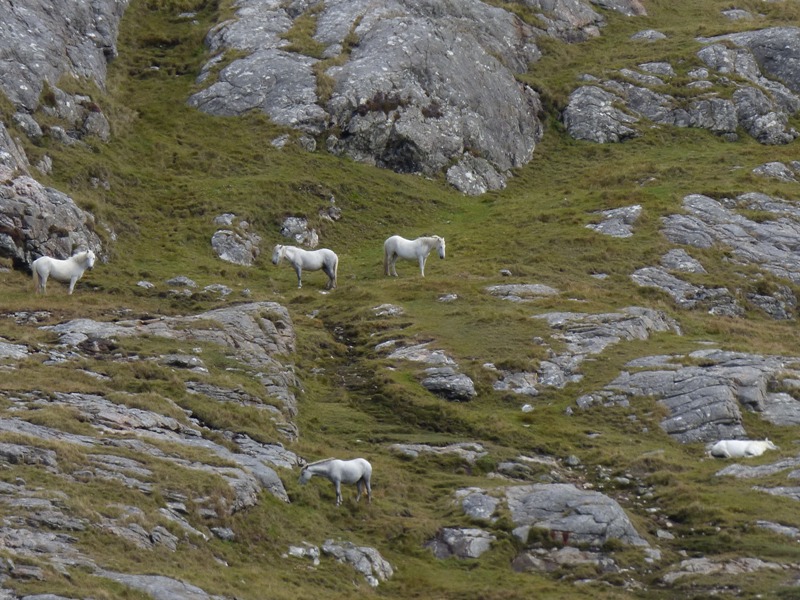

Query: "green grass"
left=3, top=0, right=800, bottom=597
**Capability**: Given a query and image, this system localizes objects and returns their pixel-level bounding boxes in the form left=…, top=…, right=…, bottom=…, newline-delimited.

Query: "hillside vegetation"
left=2, top=0, right=800, bottom=598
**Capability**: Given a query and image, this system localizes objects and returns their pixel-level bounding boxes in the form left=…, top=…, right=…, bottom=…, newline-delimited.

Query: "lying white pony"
left=708, top=439, right=778, bottom=459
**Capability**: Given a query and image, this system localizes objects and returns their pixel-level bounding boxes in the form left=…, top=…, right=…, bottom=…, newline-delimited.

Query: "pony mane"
left=306, top=457, right=337, bottom=466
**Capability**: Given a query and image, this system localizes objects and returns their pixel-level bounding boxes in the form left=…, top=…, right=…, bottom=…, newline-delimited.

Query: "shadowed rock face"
left=0, top=166, right=104, bottom=269
left=189, top=0, right=546, bottom=194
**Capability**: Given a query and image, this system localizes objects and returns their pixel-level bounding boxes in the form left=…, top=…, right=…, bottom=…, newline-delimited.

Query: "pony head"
left=271, top=244, right=285, bottom=265
left=764, top=438, right=779, bottom=450
left=297, top=456, right=311, bottom=484
left=84, top=250, right=96, bottom=269
left=436, top=236, right=446, bottom=259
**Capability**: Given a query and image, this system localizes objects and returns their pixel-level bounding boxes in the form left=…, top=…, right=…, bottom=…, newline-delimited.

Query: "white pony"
left=383, top=235, right=445, bottom=277
left=271, top=244, right=338, bottom=290
left=708, top=439, right=778, bottom=459
left=298, top=457, right=372, bottom=506
left=32, top=249, right=96, bottom=295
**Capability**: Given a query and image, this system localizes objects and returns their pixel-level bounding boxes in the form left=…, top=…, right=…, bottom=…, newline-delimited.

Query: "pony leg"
left=355, top=481, right=362, bottom=503
left=294, top=266, right=302, bottom=289
left=390, top=255, right=398, bottom=277
left=334, top=481, right=342, bottom=506
left=68, top=276, right=78, bottom=295
left=323, top=262, right=336, bottom=290
left=419, top=256, right=427, bottom=277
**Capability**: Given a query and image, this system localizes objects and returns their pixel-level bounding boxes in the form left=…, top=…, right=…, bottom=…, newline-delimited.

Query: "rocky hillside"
left=2, top=0, right=800, bottom=598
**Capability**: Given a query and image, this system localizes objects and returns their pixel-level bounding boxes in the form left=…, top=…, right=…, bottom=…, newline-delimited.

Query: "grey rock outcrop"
left=700, top=27, right=800, bottom=94
left=565, top=28, right=800, bottom=144
left=0, top=0, right=128, bottom=111
left=531, top=307, right=681, bottom=389
left=44, top=302, right=299, bottom=416
left=563, top=85, right=639, bottom=143
left=512, top=546, right=619, bottom=573
left=279, top=216, right=319, bottom=247
left=322, top=0, right=544, bottom=193
left=662, top=193, right=800, bottom=285
left=752, top=161, right=800, bottom=182
left=189, top=0, right=654, bottom=193
left=95, top=570, right=223, bottom=600
left=189, top=0, right=548, bottom=193
left=662, top=557, right=783, bottom=585
left=0, top=1, right=125, bottom=153
left=0, top=124, right=30, bottom=173
left=661, top=248, right=706, bottom=274
left=485, top=283, right=560, bottom=302
left=379, top=340, right=476, bottom=401
left=0, top=391, right=292, bottom=507
left=0, top=166, right=104, bottom=269
left=390, top=442, right=487, bottom=463
left=631, top=267, right=743, bottom=316
left=578, top=349, right=800, bottom=443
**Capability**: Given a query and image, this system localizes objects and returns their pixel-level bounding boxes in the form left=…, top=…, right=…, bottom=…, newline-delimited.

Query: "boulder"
left=211, top=229, right=262, bottom=266
left=421, top=366, right=477, bottom=402
left=505, top=483, right=649, bottom=547
left=425, top=527, right=495, bottom=559
left=321, top=540, right=394, bottom=587
left=586, top=205, right=642, bottom=238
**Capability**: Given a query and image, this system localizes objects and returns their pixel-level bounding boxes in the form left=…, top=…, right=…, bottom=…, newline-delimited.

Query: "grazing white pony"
left=383, top=234, right=445, bottom=277
left=271, top=244, right=338, bottom=290
left=298, top=457, right=372, bottom=506
left=708, top=439, right=778, bottom=459
left=32, top=250, right=96, bottom=295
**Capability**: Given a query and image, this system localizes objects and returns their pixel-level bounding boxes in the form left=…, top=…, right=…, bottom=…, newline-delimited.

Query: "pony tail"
left=334, top=253, right=339, bottom=288
left=32, top=262, right=42, bottom=293
left=383, top=243, right=389, bottom=275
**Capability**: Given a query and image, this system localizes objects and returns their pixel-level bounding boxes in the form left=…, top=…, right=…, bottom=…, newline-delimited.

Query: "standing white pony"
left=383, top=235, right=445, bottom=277
left=298, top=457, right=372, bottom=506
left=32, top=249, right=96, bottom=295
left=271, top=244, right=338, bottom=290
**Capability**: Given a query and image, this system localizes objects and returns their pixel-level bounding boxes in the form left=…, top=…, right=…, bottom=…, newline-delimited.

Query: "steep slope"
left=1, top=0, right=800, bottom=599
